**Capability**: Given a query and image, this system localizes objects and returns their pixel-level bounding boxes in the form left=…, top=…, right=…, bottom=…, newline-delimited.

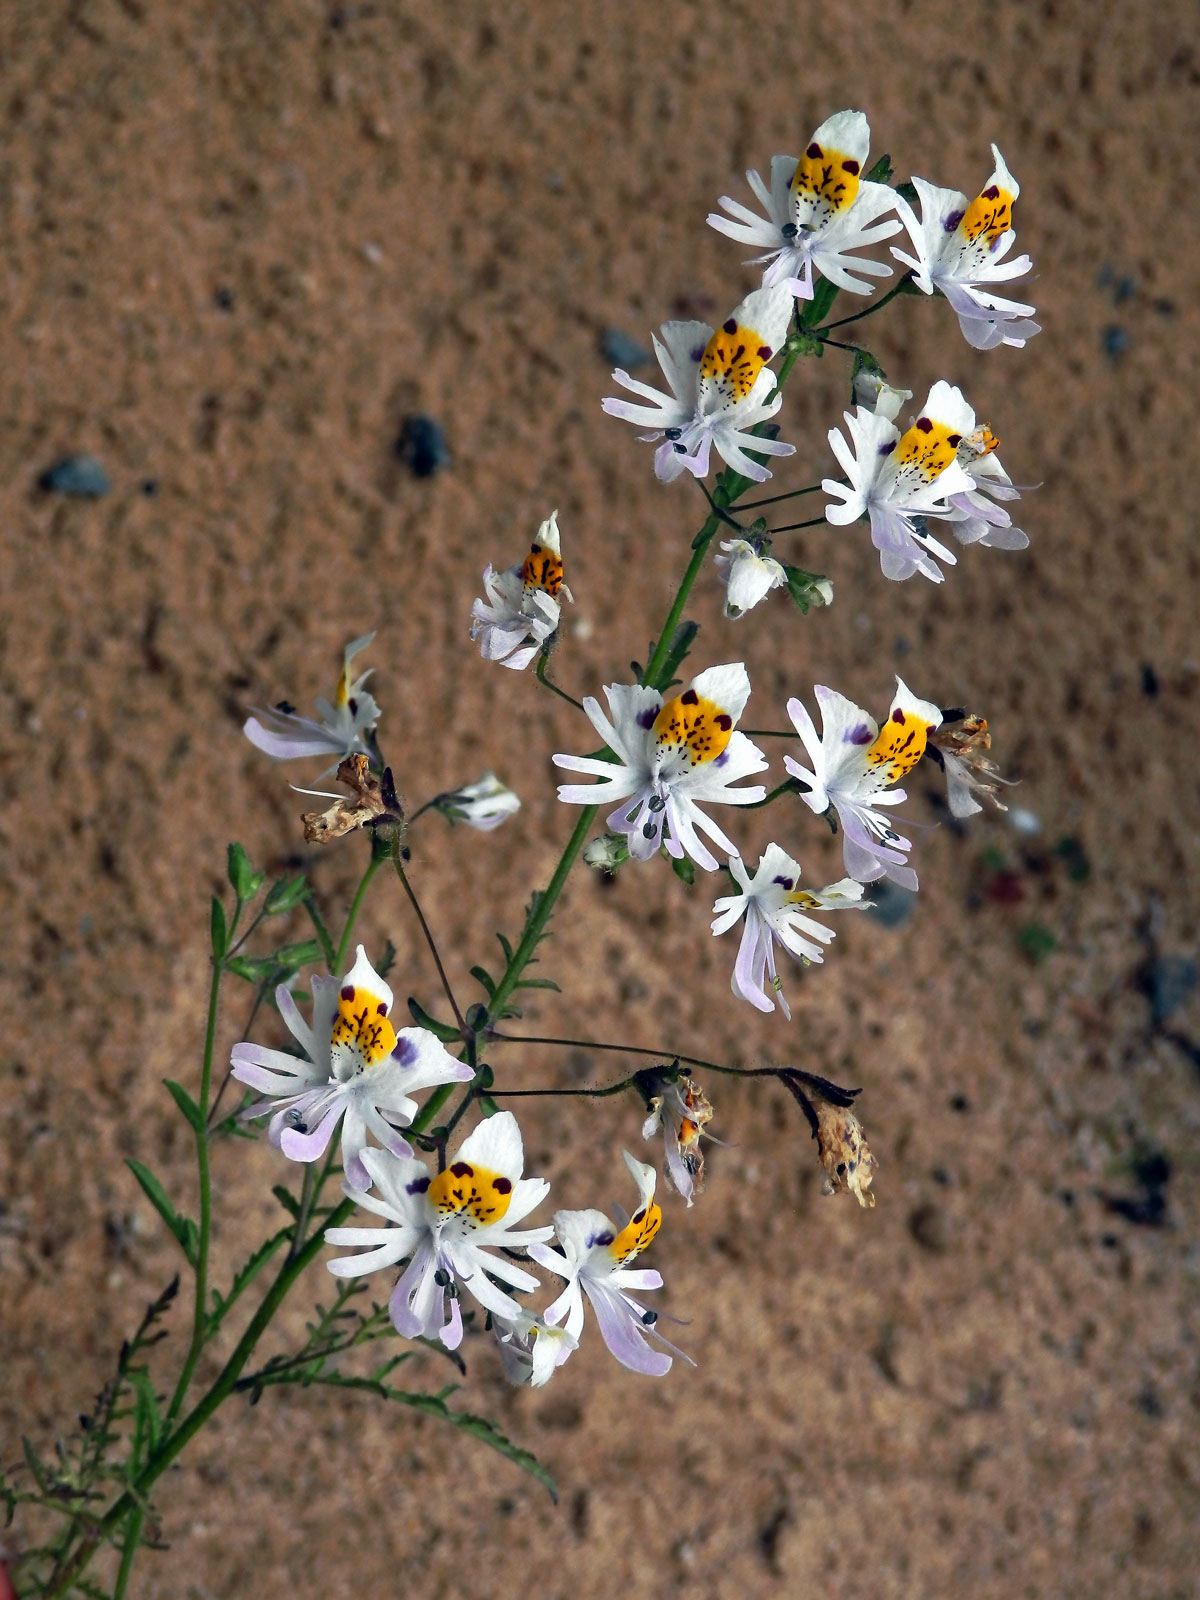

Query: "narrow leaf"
left=407, top=997, right=462, bottom=1043
left=226, top=842, right=263, bottom=901
left=516, top=977, right=561, bottom=992
left=127, top=1161, right=198, bottom=1266
left=470, top=965, right=496, bottom=998
left=670, top=855, right=695, bottom=886
left=163, top=1078, right=205, bottom=1135
left=126, top=1369, right=163, bottom=1454
left=272, top=1184, right=301, bottom=1218
left=210, top=896, right=228, bottom=959
left=265, top=873, right=309, bottom=915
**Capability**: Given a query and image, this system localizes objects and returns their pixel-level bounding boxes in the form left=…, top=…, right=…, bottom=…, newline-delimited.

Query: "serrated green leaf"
left=127, top=1160, right=198, bottom=1267
left=226, top=842, right=263, bottom=901
left=375, top=937, right=398, bottom=981
left=163, top=1078, right=204, bottom=1135
left=272, top=1184, right=301, bottom=1218
left=265, top=873, right=309, bottom=915
left=210, top=896, right=228, bottom=959
left=407, top=997, right=462, bottom=1043
left=470, top=965, right=496, bottom=997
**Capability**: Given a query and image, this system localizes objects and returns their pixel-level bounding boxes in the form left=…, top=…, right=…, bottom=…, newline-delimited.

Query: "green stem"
left=489, top=1031, right=778, bottom=1080
left=819, top=271, right=912, bottom=332
left=486, top=805, right=598, bottom=1022
left=334, top=842, right=388, bottom=973
left=42, top=1198, right=356, bottom=1600
left=737, top=483, right=822, bottom=513
left=769, top=515, right=824, bottom=534
left=392, top=845, right=466, bottom=1031
left=641, top=517, right=719, bottom=690
left=112, top=1507, right=146, bottom=1600
left=302, top=894, right=337, bottom=971
left=535, top=651, right=585, bottom=710
left=164, top=951, right=223, bottom=1427
left=742, top=778, right=800, bottom=810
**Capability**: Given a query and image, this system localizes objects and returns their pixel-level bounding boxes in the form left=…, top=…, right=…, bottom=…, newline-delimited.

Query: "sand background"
left=1, top=1, right=1198, bottom=1596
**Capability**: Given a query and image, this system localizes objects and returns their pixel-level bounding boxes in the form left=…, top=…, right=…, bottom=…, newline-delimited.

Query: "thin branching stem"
left=769, top=515, right=825, bottom=534
left=736, top=483, right=822, bottom=512
left=206, top=978, right=269, bottom=1131
left=392, top=843, right=467, bottom=1032
left=819, top=270, right=913, bottom=331
left=535, top=651, right=585, bottom=710
left=334, top=845, right=388, bottom=974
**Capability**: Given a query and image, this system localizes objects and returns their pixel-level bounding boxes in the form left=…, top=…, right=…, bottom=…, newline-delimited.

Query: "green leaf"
left=375, top=937, right=399, bottom=981
left=864, top=151, right=892, bottom=184
left=265, top=873, right=309, bottom=915
left=894, top=179, right=918, bottom=205
left=226, top=953, right=276, bottom=985
left=495, top=931, right=514, bottom=963
left=474, top=1063, right=495, bottom=1090
left=272, top=1184, right=301, bottom=1219
left=163, top=1078, right=205, bottom=1135
left=273, top=939, right=324, bottom=974
left=656, top=619, right=699, bottom=690
left=207, top=1228, right=290, bottom=1333
left=670, top=854, right=695, bottom=886
left=127, top=1160, right=199, bottom=1267
left=226, top=842, right=263, bottom=901
left=477, top=1094, right=500, bottom=1117
left=799, top=274, right=840, bottom=329
left=470, top=965, right=496, bottom=998
left=126, top=1368, right=163, bottom=1454
left=210, top=896, right=228, bottom=959
left=516, top=976, right=561, bottom=992
left=407, top=998, right=462, bottom=1043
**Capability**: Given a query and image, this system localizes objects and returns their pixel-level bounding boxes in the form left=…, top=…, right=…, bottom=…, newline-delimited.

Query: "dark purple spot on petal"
left=450, top=1161, right=474, bottom=1178
left=723, top=318, right=737, bottom=335
left=847, top=723, right=872, bottom=745
left=947, top=433, right=962, bottom=447
left=681, top=689, right=699, bottom=705
left=916, top=417, right=933, bottom=433
left=806, top=141, right=823, bottom=158
left=757, top=345, right=772, bottom=359
left=714, top=750, right=729, bottom=767
left=376, top=1001, right=388, bottom=1016
left=589, top=1230, right=615, bottom=1249
left=982, top=184, right=1000, bottom=200
left=407, top=1175, right=430, bottom=1194
left=944, top=209, right=965, bottom=233
left=690, top=344, right=704, bottom=362
left=340, top=985, right=355, bottom=1001
left=715, top=713, right=732, bottom=730
left=843, top=158, right=860, bottom=175
left=393, top=1037, right=417, bottom=1066
left=773, top=875, right=794, bottom=889
left=878, top=439, right=896, bottom=457
left=637, top=707, right=657, bottom=729
left=493, top=1176, right=512, bottom=1194
left=348, top=697, right=358, bottom=715
left=893, top=708, right=906, bottom=724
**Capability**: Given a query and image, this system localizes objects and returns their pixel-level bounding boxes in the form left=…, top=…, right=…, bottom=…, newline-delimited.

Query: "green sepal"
left=783, top=564, right=831, bottom=614
left=163, top=1078, right=205, bottom=1135
left=474, top=1063, right=495, bottom=1090
left=264, top=873, right=309, bottom=915
left=893, top=179, right=918, bottom=206
left=273, top=939, right=324, bottom=975
left=226, top=954, right=278, bottom=985
left=477, top=1094, right=501, bottom=1118
left=210, top=896, right=228, bottom=959
left=407, top=997, right=462, bottom=1043
left=670, top=854, right=695, bottom=886
left=226, top=842, right=264, bottom=902
left=864, top=152, right=892, bottom=183
left=127, top=1160, right=199, bottom=1267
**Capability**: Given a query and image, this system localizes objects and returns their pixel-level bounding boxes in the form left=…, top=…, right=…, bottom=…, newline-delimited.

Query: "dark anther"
left=781, top=222, right=798, bottom=239
left=673, top=442, right=687, bottom=454
left=648, top=794, right=666, bottom=812
left=641, top=1309, right=658, bottom=1326
left=643, top=821, right=658, bottom=839
left=664, top=427, right=682, bottom=440
left=434, top=1268, right=451, bottom=1287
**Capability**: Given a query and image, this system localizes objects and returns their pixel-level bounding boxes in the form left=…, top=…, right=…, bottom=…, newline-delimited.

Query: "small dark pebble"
left=602, top=328, right=652, bottom=370
left=949, top=1094, right=970, bottom=1112
left=38, top=454, right=110, bottom=497
left=140, top=478, right=159, bottom=497
left=1141, top=662, right=1159, bottom=697
left=1102, top=325, right=1130, bottom=360
left=908, top=1202, right=947, bottom=1253
left=865, top=877, right=914, bottom=928
left=1153, top=298, right=1176, bottom=317
left=397, top=414, right=450, bottom=478
left=214, top=286, right=235, bottom=312
left=1114, top=275, right=1137, bottom=303
left=1134, top=1382, right=1164, bottom=1419
left=1143, top=955, right=1197, bottom=1023
left=1103, top=1190, right=1166, bottom=1228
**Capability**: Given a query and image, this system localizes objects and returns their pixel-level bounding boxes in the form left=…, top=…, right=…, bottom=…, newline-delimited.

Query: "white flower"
left=492, top=1309, right=578, bottom=1388
left=641, top=1075, right=714, bottom=1207
left=437, top=771, right=521, bottom=831
left=707, top=109, right=902, bottom=302
left=945, top=425, right=1029, bottom=550
left=470, top=511, right=572, bottom=671
left=823, top=380, right=979, bottom=583
left=243, top=633, right=379, bottom=775
left=784, top=679, right=942, bottom=892
left=892, top=144, right=1040, bottom=350
left=324, top=1110, right=552, bottom=1350
left=231, top=944, right=473, bottom=1190
left=554, top=663, right=768, bottom=871
left=601, top=285, right=796, bottom=484
left=714, top=538, right=787, bottom=619
left=530, top=1152, right=689, bottom=1377
left=711, top=845, right=867, bottom=1019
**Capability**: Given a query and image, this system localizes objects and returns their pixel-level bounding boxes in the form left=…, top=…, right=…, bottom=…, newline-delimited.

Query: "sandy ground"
left=1, top=2, right=1198, bottom=1596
